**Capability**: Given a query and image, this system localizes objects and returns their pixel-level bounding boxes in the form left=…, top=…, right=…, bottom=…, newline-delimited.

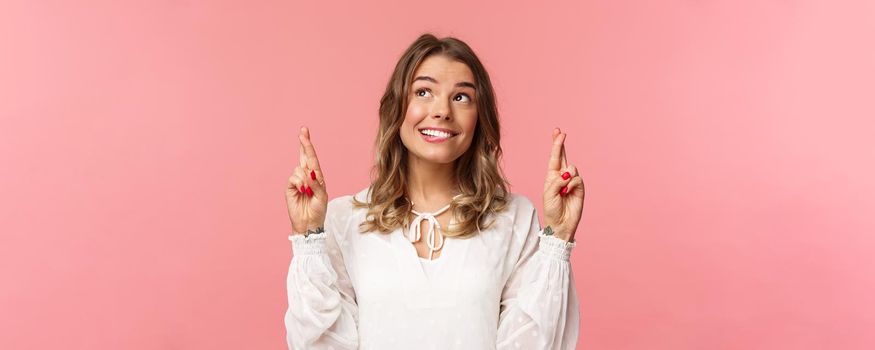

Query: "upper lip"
left=418, top=127, right=459, bottom=136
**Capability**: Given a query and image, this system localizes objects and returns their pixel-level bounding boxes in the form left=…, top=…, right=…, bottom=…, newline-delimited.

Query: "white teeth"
left=420, top=129, right=453, bottom=138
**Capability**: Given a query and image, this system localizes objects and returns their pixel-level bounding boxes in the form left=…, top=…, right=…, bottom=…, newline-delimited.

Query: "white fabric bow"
left=406, top=194, right=460, bottom=260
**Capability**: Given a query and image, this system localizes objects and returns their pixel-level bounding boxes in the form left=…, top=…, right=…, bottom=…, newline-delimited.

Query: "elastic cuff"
left=288, top=233, right=328, bottom=255
left=537, top=232, right=576, bottom=261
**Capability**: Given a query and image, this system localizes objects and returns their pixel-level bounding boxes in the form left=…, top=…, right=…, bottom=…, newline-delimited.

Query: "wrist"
left=293, top=225, right=325, bottom=237
left=543, top=225, right=575, bottom=243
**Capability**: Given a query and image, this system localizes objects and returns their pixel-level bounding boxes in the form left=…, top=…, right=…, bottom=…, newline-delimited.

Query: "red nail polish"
left=310, top=170, right=316, bottom=180
left=560, top=186, right=568, bottom=195
left=300, top=184, right=306, bottom=193
left=306, top=186, right=314, bottom=197
left=562, top=172, right=571, bottom=180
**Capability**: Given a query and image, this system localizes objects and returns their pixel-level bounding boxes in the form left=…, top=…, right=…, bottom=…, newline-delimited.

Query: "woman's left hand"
left=542, top=127, right=585, bottom=242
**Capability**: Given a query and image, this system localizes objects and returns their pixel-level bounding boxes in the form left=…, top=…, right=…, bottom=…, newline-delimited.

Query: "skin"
left=286, top=56, right=585, bottom=257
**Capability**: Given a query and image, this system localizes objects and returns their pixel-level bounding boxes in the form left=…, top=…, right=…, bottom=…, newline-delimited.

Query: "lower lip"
left=420, top=132, right=455, bottom=143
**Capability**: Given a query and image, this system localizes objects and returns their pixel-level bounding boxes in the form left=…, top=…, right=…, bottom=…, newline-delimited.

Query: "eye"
left=454, top=93, right=471, bottom=102
left=414, top=88, right=432, bottom=98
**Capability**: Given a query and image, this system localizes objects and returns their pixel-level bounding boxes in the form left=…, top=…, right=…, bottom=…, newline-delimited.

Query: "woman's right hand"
left=285, top=126, right=328, bottom=235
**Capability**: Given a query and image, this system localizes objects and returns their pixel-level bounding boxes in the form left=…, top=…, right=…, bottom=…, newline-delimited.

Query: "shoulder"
left=327, top=187, right=369, bottom=211
left=497, top=192, right=542, bottom=266
left=323, top=188, right=370, bottom=240
left=325, top=187, right=371, bottom=224
left=503, top=192, right=541, bottom=240
left=502, top=192, right=538, bottom=220
left=486, top=192, right=539, bottom=236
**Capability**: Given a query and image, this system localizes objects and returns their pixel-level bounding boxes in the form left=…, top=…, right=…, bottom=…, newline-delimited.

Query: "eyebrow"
left=413, top=76, right=476, bottom=90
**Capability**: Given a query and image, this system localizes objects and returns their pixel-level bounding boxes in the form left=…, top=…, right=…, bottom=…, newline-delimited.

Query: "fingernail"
left=560, top=186, right=568, bottom=195
left=305, top=186, right=314, bottom=197
left=299, top=184, right=306, bottom=193
left=310, top=170, right=316, bottom=180
left=562, top=172, right=571, bottom=180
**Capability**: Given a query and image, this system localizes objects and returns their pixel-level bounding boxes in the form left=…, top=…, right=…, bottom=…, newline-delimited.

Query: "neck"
left=406, top=155, right=459, bottom=211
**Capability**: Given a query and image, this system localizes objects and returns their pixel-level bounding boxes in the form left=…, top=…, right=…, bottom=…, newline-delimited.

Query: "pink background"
left=2, top=0, right=874, bottom=349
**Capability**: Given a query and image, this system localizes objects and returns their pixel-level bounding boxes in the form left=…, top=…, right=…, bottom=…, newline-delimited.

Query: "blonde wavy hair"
left=351, top=33, right=511, bottom=238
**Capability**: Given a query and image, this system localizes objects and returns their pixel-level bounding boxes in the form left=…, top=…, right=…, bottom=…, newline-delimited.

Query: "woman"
left=284, top=33, right=585, bottom=349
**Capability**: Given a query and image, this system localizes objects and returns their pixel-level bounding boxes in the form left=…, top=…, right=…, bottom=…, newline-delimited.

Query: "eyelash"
left=414, top=88, right=471, bottom=102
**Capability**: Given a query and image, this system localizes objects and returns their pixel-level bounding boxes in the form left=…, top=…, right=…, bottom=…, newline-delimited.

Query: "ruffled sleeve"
left=496, top=200, right=580, bottom=350
left=284, top=197, right=359, bottom=349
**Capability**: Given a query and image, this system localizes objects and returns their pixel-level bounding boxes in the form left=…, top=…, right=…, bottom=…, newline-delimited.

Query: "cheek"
left=456, top=110, right=478, bottom=151
left=405, top=102, right=429, bottom=122
left=402, top=103, right=428, bottom=132
left=459, top=109, right=478, bottom=133
left=400, top=103, right=428, bottom=145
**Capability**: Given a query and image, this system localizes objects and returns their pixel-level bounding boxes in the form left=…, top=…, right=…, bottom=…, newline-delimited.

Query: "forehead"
left=412, top=55, right=475, bottom=83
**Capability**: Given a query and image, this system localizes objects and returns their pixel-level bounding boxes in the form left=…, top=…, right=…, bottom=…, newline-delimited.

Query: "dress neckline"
left=405, top=194, right=462, bottom=261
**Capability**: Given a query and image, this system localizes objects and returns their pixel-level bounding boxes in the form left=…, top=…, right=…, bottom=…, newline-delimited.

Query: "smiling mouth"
left=418, top=128, right=459, bottom=139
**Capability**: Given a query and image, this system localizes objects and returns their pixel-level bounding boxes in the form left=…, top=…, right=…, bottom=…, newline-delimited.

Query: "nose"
left=430, top=100, right=451, bottom=121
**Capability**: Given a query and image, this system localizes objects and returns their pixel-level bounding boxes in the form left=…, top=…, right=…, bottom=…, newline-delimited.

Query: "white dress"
left=284, top=187, right=579, bottom=349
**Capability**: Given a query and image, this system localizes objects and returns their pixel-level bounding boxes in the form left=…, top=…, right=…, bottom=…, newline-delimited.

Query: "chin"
left=422, top=154, right=458, bottom=164
left=413, top=150, right=460, bottom=165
